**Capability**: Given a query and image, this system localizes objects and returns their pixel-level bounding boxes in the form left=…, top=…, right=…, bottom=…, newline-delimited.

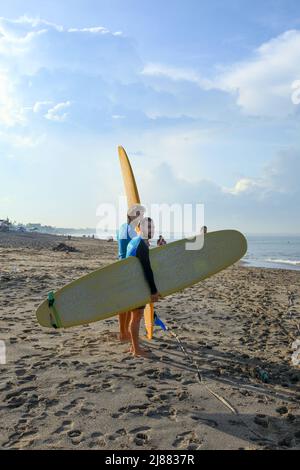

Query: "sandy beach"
left=0, top=231, right=299, bottom=450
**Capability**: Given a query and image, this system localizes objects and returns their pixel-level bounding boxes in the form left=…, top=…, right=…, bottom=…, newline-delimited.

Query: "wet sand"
left=0, top=231, right=299, bottom=450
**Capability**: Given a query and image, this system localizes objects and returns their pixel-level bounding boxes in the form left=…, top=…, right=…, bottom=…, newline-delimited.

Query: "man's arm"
left=136, top=240, right=158, bottom=295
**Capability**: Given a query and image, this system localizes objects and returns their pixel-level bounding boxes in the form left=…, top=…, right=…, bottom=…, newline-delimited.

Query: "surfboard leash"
left=153, top=313, right=237, bottom=414
left=167, top=327, right=237, bottom=415
left=154, top=314, right=283, bottom=447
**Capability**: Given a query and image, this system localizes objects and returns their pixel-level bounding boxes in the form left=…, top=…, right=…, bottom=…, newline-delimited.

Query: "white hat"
left=127, top=204, right=146, bottom=219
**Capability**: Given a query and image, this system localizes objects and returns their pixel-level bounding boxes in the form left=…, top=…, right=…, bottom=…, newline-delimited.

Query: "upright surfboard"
left=118, top=146, right=140, bottom=209
left=118, top=146, right=154, bottom=339
left=36, top=230, right=247, bottom=329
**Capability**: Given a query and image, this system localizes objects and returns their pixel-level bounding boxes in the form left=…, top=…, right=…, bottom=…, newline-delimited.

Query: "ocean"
left=58, top=230, right=300, bottom=272
left=243, top=235, right=300, bottom=271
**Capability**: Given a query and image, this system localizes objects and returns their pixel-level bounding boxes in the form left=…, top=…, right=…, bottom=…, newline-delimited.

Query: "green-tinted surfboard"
left=36, top=230, right=247, bottom=329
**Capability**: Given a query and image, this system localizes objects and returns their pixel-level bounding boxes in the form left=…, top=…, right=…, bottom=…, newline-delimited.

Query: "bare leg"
left=129, top=309, right=150, bottom=357
left=119, top=312, right=131, bottom=342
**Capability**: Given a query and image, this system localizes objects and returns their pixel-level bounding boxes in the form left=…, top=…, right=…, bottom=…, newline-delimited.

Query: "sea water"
left=56, top=230, right=300, bottom=272
left=243, top=235, right=300, bottom=271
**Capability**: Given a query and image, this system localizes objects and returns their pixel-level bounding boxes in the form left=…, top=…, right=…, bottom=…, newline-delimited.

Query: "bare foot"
left=132, top=348, right=151, bottom=358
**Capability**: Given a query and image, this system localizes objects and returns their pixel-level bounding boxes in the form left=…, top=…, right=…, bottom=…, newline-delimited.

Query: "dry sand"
left=0, top=231, right=299, bottom=450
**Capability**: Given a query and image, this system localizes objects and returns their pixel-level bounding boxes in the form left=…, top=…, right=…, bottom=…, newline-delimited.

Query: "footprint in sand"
left=68, top=429, right=83, bottom=446
left=111, top=402, right=150, bottom=419
left=2, top=423, right=39, bottom=449
left=88, top=431, right=107, bottom=448
left=133, top=433, right=150, bottom=446
left=54, top=419, right=73, bottom=435
left=5, top=387, right=37, bottom=410
left=107, top=428, right=127, bottom=441
left=0, top=381, right=13, bottom=392
left=15, top=368, right=27, bottom=377
left=63, top=397, right=86, bottom=412
left=134, top=382, right=147, bottom=389
left=172, top=431, right=203, bottom=450
left=54, top=410, right=69, bottom=417
left=144, top=404, right=177, bottom=421
left=2, top=432, right=24, bottom=449
left=129, top=426, right=152, bottom=447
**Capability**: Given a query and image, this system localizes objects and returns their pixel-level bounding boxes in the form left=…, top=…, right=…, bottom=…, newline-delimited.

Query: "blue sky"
left=0, top=0, right=300, bottom=233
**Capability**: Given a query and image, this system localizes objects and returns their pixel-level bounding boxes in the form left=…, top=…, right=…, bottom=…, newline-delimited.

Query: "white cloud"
left=138, top=149, right=300, bottom=233
left=44, top=101, right=71, bottom=122
left=224, top=150, right=300, bottom=198
left=143, top=31, right=300, bottom=118
left=6, top=15, right=63, bottom=31
left=213, top=30, right=300, bottom=117
left=68, top=27, right=110, bottom=34
left=142, top=63, right=211, bottom=89
left=0, top=15, right=141, bottom=136
left=0, top=71, right=25, bottom=126
left=0, top=17, right=48, bottom=56
left=0, top=16, right=134, bottom=78
left=0, top=130, right=45, bottom=147
left=33, top=101, right=53, bottom=113
left=224, top=178, right=265, bottom=195
left=67, top=25, right=122, bottom=36
left=291, top=79, right=300, bottom=105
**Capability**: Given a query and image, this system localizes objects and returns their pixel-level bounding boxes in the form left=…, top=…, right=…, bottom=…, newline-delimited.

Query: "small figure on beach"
left=117, top=204, right=146, bottom=342
left=157, top=235, right=167, bottom=246
left=126, top=217, right=160, bottom=357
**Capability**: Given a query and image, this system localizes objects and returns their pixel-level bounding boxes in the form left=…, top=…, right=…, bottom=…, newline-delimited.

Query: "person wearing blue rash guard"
left=126, top=217, right=161, bottom=357
left=117, top=204, right=145, bottom=342
left=117, top=222, right=137, bottom=259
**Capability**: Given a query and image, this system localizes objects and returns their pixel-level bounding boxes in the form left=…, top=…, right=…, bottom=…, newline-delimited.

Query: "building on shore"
left=0, top=219, right=10, bottom=232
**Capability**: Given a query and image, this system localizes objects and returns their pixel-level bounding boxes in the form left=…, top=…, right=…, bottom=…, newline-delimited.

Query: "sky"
left=0, top=0, right=300, bottom=233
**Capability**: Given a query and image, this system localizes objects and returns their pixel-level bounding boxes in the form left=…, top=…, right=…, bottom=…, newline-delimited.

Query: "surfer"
left=126, top=217, right=160, bottom=357
left=117, top=204, right=146, bottom=341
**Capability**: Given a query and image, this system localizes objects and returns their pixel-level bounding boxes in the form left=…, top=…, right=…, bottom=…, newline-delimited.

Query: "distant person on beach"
left=117, top=204, right=146, bottom=341
left=126, top=217, right=160, bottom=357
left=157, top=235, right=167, bottom=246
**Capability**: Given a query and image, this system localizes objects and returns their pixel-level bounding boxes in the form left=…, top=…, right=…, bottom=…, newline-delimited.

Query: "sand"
left=0, top=231, right=299, bottom=450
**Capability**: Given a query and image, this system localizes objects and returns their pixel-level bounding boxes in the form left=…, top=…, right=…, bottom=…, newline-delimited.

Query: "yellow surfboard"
left=36, top=230, right=247, bottom=329
left=144, top=304, right=154, bottom=340
left=118, top=146, right=154, bottom=339
left=118, top=146, right=140, bottom=209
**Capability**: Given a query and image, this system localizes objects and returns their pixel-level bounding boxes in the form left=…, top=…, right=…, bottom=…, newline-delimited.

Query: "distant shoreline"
left=1, top=231, right=299, bottom=273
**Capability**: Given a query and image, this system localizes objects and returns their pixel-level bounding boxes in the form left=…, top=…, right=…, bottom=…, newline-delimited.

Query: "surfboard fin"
left=47, top=291, right=62, bottom=329
left=154, top=313, right=167, bottom=331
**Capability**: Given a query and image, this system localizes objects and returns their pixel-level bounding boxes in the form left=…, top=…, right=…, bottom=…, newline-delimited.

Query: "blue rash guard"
left=126, top=236, right=158, bottom=295
left=117, top=223, right=137, bottom=260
